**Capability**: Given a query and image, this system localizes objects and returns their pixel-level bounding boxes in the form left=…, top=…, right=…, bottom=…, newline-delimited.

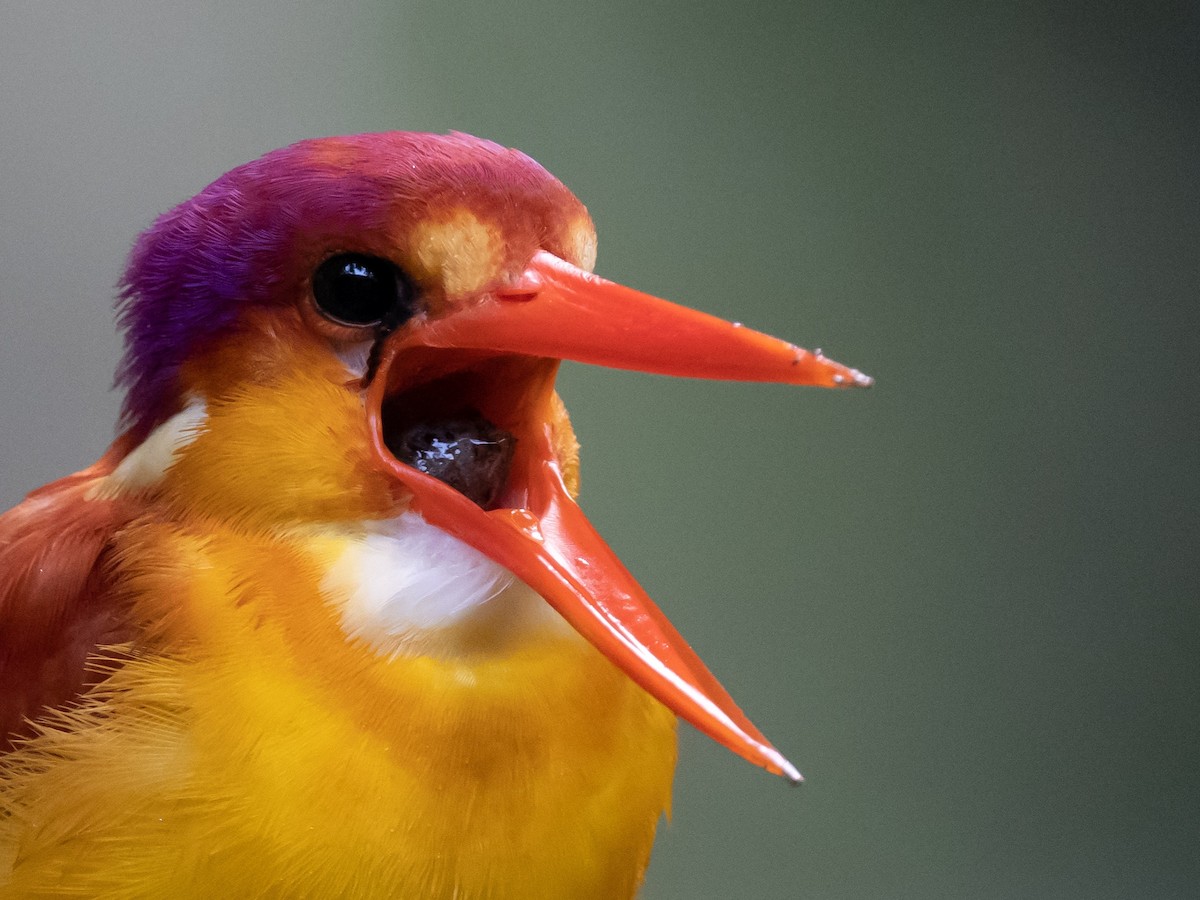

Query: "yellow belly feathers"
left=0, top=519, right=677, bottom=898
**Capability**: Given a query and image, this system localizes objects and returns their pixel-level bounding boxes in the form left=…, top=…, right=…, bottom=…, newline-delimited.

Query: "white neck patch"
left=94, top=399, right=208, bottom=496
left=320, top=511, right=573, bottom=659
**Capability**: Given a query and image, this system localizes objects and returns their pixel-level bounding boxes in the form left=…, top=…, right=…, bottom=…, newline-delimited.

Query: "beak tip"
left=830, top=367, right=874, bottom=389
left=780, top=758, right=804, bottom=785
left=850, top=368, right=875, bottom=388
left=806, top=348, right=873, bottom=390
left=761, top=745, right=803, bottom=783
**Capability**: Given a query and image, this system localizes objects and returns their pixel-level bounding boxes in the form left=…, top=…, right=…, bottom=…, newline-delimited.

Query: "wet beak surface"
left=367, top=251, right=871, bottom=781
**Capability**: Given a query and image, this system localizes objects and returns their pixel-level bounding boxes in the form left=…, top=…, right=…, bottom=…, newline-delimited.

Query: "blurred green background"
left=1, top=1, right=1195, bottom=897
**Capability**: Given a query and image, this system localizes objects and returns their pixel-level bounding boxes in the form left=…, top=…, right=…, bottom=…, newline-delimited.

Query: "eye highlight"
left=312, top=253, right=413, bottom=329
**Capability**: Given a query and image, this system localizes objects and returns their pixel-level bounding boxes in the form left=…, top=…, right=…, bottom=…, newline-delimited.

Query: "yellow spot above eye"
left=567, top=217, right=598, bottom=273
left=410, top=209, right=503, bottom=295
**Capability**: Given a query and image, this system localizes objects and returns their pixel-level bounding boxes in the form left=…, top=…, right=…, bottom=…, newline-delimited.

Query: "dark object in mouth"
left=387, top=412, right=517, bottom=509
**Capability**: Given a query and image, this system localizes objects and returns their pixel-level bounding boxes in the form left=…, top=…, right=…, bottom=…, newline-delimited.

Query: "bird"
left=0, top=131, right=870, bottom=898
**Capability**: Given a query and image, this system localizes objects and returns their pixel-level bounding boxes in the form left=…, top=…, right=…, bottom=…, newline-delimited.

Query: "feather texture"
left=0, top=443, right=139, bottom=751
left=0, top=514, right=676, bottom=898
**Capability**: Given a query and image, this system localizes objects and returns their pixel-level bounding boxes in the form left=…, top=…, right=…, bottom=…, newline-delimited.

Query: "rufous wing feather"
left=0, top=443, right=139, bottom=750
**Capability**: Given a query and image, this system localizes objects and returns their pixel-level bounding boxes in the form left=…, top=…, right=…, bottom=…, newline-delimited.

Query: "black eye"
left=312, top=253, right=413, bottom=328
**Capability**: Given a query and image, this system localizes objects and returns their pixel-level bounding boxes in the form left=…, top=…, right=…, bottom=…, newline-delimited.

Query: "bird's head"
left=113, top=131, right=869, bottom=782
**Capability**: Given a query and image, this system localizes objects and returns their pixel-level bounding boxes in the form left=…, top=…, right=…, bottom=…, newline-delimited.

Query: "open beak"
left=366, top=250, right=870, bottom=782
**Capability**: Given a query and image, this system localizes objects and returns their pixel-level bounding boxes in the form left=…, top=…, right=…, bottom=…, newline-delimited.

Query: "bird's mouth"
left=366, top=250, right=871, bottom=782
left=378, top=355, right=533, bottom=511
left=372, top=347, right=568, bottom=536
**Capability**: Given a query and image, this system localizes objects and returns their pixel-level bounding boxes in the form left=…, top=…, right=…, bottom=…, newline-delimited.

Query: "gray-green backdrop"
left=1, top=2, right=1195, bottom=897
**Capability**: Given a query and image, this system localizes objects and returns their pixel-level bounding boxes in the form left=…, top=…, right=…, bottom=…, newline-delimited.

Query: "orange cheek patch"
left=167, top=318, right=396, bottom=526
left=178, top=308, right=317, bottom=404
left=409, top=209, right=503, bottom=296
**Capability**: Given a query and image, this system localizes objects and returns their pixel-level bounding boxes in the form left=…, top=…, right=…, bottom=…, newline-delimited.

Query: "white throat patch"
left=320, top=511, right=572, bottom=658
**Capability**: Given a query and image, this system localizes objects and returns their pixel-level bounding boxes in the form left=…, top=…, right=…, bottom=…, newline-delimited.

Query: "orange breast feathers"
left=1, top=511, right=676, bottom=898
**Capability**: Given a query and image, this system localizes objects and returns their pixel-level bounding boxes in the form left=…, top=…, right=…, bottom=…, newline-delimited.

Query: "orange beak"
left=367, top=251, right=870, bottom=782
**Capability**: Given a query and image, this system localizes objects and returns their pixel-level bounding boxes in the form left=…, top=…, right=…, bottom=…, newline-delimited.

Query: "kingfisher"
left=0, top=132, right=869, bottom=898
